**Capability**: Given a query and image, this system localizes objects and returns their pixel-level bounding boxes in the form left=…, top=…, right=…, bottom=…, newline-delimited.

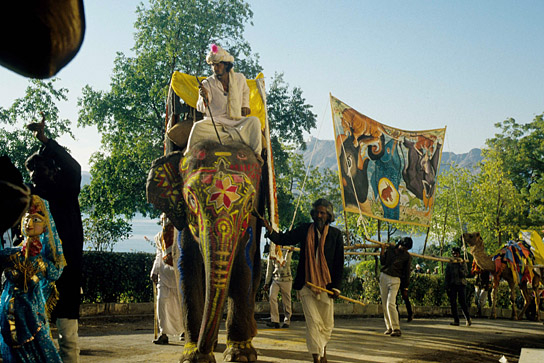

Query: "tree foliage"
left=78, top=0, right=322, bottom=251
left=77, top=0, right=261, bottom=232
left=267, top=72, right=317, bottom=172
left=485, top=115, right=544, bottom=227
left=429, top=156, right=526, bottom=253
left=0, top=79, right=73, bottom=180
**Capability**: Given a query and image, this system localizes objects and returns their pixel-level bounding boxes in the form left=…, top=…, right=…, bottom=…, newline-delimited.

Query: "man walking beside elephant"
left=264, top=199, right=344, bottom=363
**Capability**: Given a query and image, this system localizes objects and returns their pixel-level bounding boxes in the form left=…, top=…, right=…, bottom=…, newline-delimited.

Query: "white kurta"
left=150, top=233, right=184, bottom=336
left=187, top=72, right=262, bottom=154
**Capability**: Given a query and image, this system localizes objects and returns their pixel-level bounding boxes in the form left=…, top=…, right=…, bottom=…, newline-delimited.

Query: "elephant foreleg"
left=223, top=236, right=259, bottom=362
left=177, top=231, right=215, bottom=363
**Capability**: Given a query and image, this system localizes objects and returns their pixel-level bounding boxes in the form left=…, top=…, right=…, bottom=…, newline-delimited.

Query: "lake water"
left=115, top=216, right=430, bottom=256
left=114, top=216, right=159, bottom=254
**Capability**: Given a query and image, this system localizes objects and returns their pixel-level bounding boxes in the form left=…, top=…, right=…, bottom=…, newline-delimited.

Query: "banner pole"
left=422, top=226, right=431, bottom=255
left=343, top=209, right=352, bottom=246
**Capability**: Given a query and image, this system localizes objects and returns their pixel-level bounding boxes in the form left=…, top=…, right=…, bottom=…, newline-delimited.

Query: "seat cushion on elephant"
left=167, top=120, right=194, bottom=150
left=146, top=151, right=187, bottom=231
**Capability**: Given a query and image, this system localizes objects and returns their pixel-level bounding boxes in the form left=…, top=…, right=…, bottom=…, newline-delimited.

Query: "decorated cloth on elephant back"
left=0, top=195, right=66, bottom=363
left=146, top=140, right=264, bottom=362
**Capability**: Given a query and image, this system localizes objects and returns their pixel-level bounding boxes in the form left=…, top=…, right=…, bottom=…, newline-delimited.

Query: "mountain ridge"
left=299, top=137, right=483, bottom=172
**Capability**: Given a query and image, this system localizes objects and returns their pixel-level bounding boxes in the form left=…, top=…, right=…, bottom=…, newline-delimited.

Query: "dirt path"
left=75, top=315, right=544, bottom=362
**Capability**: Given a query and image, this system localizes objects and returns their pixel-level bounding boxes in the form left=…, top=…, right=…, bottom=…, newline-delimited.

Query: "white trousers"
left=269, top=280, right=292, bottom=324
left=186, top=116, right=262, bottom=155
left=57, top=318, right=80, bottom=363
left=379, top=272, right=401, bottom=331
left=300, top=286, right=334, bottom=358
left=475, top=287, right=488, bottom=309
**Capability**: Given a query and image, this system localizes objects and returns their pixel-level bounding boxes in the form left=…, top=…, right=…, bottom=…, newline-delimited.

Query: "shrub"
left=82, top=251, right=155, bottom=303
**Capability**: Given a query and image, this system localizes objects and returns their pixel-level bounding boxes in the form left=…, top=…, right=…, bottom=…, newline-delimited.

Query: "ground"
left=73, top=315, right=544, bottom=363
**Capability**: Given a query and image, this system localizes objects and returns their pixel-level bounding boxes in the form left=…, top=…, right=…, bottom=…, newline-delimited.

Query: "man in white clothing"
left=150, top=216, right=184, bottom=344
left=186, top=44, right=262, bottom=157
left=264, top=245, right=293, bottom=329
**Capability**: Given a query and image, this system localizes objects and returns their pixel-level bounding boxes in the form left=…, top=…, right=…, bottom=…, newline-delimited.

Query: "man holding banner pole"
left=264, top=199, right=344, bottom=363
left=379, top=237, right=413, bottom=337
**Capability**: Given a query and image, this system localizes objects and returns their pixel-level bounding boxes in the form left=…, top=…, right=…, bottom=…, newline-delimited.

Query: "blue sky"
left=1, top=0, right=543, bottom=171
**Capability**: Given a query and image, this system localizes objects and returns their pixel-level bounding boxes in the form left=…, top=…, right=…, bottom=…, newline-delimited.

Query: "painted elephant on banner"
left=338, top=134, right=385, bottom=207
left=146, top=141, right=263, bottom=363
left=402, top=138, right=441, bottom=208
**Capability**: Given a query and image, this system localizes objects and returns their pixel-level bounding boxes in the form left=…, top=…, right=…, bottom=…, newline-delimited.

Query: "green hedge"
left=82, top=251, right=155, bottom=303
left=81, top=251, right=519, bottom=309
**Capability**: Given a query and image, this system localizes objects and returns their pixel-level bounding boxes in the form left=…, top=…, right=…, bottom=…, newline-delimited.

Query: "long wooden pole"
left=305, top=282, right=366, bottom=306
left=346, top=250, right=467, bottom=263
left=344, top=243, right=381, bottom=250
left=343, top=209, right=352, bottom=246
left=422, top=226, right=430, bottom=255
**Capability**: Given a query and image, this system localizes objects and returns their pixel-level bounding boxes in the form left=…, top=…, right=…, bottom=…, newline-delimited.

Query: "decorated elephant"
left=147, top=140, right=263, bottom=363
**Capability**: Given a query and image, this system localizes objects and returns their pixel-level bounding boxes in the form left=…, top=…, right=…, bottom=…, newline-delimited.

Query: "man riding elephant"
left=186, top=44, right=263, bottom=160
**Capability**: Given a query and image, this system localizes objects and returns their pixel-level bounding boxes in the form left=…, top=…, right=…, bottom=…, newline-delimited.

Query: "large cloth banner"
left=330, top=95, right=446, bottom=227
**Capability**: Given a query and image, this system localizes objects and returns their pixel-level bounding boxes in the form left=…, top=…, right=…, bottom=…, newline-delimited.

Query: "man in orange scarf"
left=265, top=199, right=344, bottom=363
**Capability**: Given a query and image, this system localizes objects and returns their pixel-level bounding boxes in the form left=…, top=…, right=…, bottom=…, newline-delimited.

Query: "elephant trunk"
left=197, top=213, right=246, bottom=354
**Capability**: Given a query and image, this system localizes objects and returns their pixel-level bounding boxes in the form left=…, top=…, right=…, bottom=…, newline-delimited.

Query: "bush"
left=82, top=251, right=155, bottom=303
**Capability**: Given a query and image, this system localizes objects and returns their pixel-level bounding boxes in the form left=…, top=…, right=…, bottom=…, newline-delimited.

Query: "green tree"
left=486, top=115, right=544, bottom=227
left=77, top=0, right=262, bottom=248
left=0, top=79, right=73, bottom=179
left=267, top=72, right=317, bottom=172
left=469, top=156, right=525, bottom=249
left=429, top=163, right=476, bottom=252
left=273, top=152, right=340, bottom=230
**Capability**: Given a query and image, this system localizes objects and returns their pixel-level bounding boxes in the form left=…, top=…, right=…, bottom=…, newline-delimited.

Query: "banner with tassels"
left=330, top=95, right=446, bottom=227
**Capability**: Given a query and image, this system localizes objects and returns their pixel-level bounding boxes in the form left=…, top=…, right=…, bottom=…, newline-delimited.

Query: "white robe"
left=187, top=72, right=262, bottom=154
left=150, top=233, right=184, bottom=336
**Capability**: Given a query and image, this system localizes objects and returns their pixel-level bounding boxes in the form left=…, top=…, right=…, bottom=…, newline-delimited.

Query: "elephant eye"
left=186, top=192, right=198, bottom=213
left=237, top=150, right=248, bottom=160
left=346, top=155, right=353, bottom=169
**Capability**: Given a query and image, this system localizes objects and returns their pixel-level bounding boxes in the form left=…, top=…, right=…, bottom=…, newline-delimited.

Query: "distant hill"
left=299, top=137, right=483, bottom=173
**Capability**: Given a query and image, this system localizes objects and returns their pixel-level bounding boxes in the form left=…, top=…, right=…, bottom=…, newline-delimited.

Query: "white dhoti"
left=300, top=286, right=334, bottom=358
left=152, top=244, right=184, bottom=337
left=156, top=276, right=183, bottom=336
left=186, top=116, right=262, bottom=155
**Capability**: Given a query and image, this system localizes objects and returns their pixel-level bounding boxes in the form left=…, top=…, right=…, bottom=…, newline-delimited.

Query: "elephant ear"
left=146, top=151, right=187, bottom=231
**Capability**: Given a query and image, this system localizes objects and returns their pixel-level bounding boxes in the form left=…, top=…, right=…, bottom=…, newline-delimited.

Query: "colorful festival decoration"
left=330, top=95, right=446, bottom=227
left=491, top=240, right=535, bottom=285
left=520, top=230, right=544, bottom=266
